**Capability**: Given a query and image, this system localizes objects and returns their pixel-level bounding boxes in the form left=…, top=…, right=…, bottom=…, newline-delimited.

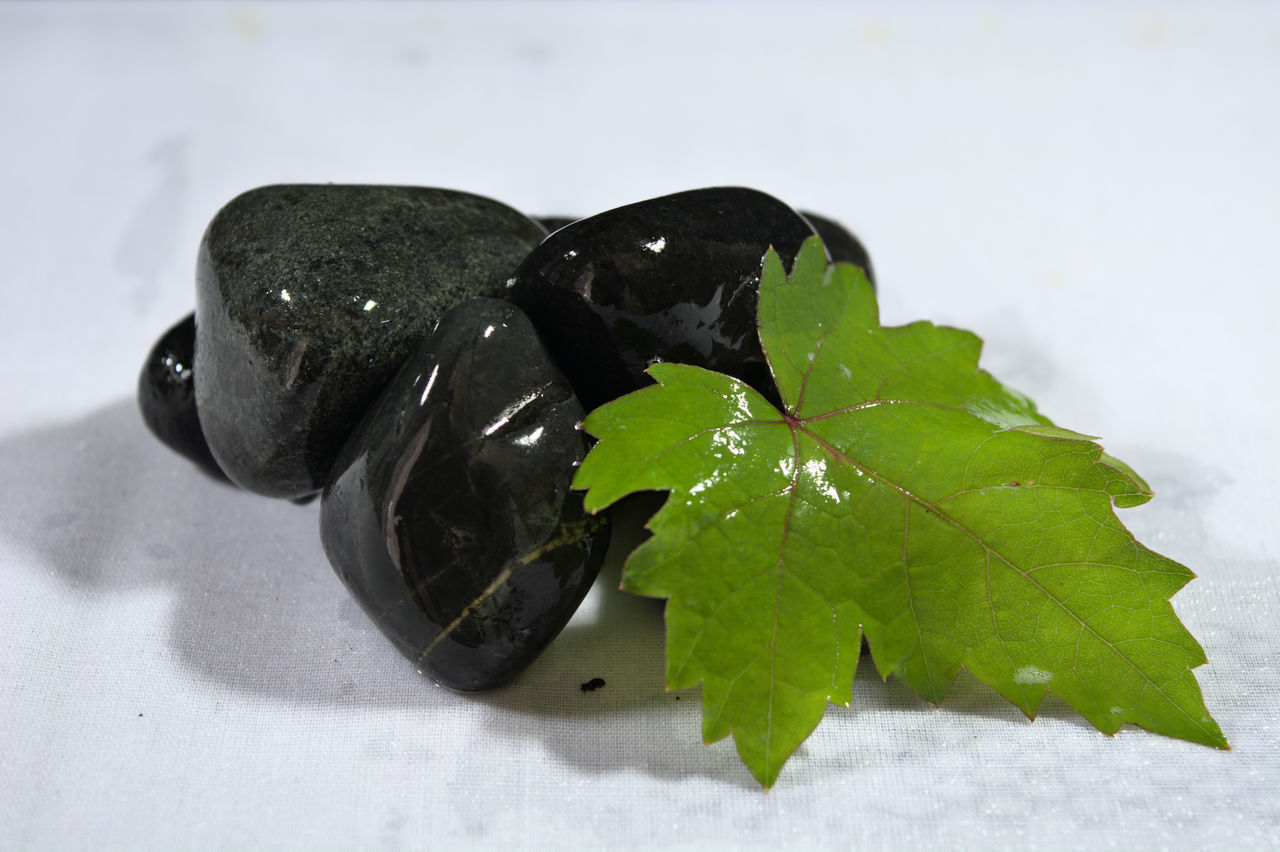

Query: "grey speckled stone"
left=321, top=299, right=608, bottom=691
left=194, top=185, right=547, bottom=499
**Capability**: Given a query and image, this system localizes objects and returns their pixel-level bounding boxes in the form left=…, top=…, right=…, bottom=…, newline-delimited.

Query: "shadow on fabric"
left=0, top=397, right=1101, bottom=787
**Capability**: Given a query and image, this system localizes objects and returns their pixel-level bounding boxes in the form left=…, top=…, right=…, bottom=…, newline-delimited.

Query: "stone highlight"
left=137, top=312, right=227, bottom=482
left=506, top=187, right=820, bottom=410
left=320, top=299, right=608, bottom=691
left=195, top=184, right=547, bottom=499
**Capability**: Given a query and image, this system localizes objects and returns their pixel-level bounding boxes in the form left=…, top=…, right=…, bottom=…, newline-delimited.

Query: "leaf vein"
left=799, top=424, right=1215, bottom=737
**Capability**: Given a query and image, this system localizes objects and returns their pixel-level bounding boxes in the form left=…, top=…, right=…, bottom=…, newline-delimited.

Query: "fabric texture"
left=1, top=3, right=1276, bottom=848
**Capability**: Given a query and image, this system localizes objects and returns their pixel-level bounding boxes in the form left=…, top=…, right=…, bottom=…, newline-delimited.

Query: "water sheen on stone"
left=195, top=184, right=547, bottom=499
left=320, top=299, right=608, bottom=691
left=137, top=313, right=227, bottom=482
left=537, top=209, right=875, bottom=290
left=507, top=187, right=820, bottom=410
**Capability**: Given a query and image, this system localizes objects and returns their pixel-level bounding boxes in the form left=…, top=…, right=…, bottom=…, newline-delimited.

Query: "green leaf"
left=573, top=236, right=1226, bottom=789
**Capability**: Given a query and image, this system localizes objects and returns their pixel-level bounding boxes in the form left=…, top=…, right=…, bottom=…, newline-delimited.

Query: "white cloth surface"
left=1, top=2, right=1277, bottom=849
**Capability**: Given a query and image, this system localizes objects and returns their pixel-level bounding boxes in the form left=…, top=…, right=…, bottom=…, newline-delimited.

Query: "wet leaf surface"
left=575, top=236, right=1225, bottom=788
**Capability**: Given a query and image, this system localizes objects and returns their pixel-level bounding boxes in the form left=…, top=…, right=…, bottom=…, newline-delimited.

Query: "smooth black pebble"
left=539, top=208, right=873, bottom=288
left=321, top=299, right=609, bottom=691
left=137, top=313, right=227, bottom=482
left=194, top=184, right=548, bottom=500
left=506, top=187, right=821, bottom=410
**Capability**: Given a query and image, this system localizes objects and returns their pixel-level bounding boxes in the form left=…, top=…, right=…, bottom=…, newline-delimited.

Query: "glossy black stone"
left=799, top=210, right=876, bottom=289
left=320, top=299, right=608, bottom=691
left=137, top=313, right=227, bottom=482
left=540, top=210, right=874, bottom=289
left=507, top=187, right=821, bottom=410
left=195, top=184, right=548, bottom=499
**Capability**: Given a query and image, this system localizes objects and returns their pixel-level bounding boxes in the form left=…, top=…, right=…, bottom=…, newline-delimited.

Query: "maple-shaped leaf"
left=573, top=236, right=1226, bottom=789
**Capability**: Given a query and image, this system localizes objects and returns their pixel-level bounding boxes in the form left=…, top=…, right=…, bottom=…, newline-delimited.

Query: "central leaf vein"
left=797, top=421, right=1207, bottom=731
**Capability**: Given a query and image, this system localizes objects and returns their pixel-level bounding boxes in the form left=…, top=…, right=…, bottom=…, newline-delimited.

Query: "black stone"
left=506, top=187, right=821, bottom=410
left=320, top=299, right=608, bottom=691
left=137, top=313, right=319, bottom=505
left=799, top=210, right=876, bottom=289
left=137, top=313, right=227, bottom=482
left=540, top=209, right=874, bottom=289
left=195, top=184, right=548, bottom=499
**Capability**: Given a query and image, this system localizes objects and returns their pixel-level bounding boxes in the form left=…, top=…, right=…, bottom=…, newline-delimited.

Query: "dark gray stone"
left=506, top=187, right=821, bottom=410
left=194, top=184, right=547, bottom=499
left=320, top=299, right=608, bottom=691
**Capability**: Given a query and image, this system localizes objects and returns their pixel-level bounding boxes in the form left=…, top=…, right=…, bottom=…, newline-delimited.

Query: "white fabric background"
left=1, top=2, right=1276, bottom=849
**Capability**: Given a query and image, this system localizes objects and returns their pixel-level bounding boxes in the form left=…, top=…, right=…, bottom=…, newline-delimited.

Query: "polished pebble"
left=137, top=312, right=227, bottom=482
left=320, top=298, right=608, bottom=691
left=541, top=209, right=872, bottom=285
left=195, top=184, right=547, bottom=499
left=537, top=209, right=874, bottom=287
left=507, top=187, right=820, bottom=409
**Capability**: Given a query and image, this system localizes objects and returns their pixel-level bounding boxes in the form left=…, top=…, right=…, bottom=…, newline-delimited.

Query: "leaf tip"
left=1196, top=716, right=1230, bottom=751
left=1112, top=492, right=1154, bottom=509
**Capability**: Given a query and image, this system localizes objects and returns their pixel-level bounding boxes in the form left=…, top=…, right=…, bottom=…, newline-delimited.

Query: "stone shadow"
left=0, top=398, right=663, bottom=709
left=0, top=399, right=741, bottom=784
left=0, top=398, right=1151, bottom=787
